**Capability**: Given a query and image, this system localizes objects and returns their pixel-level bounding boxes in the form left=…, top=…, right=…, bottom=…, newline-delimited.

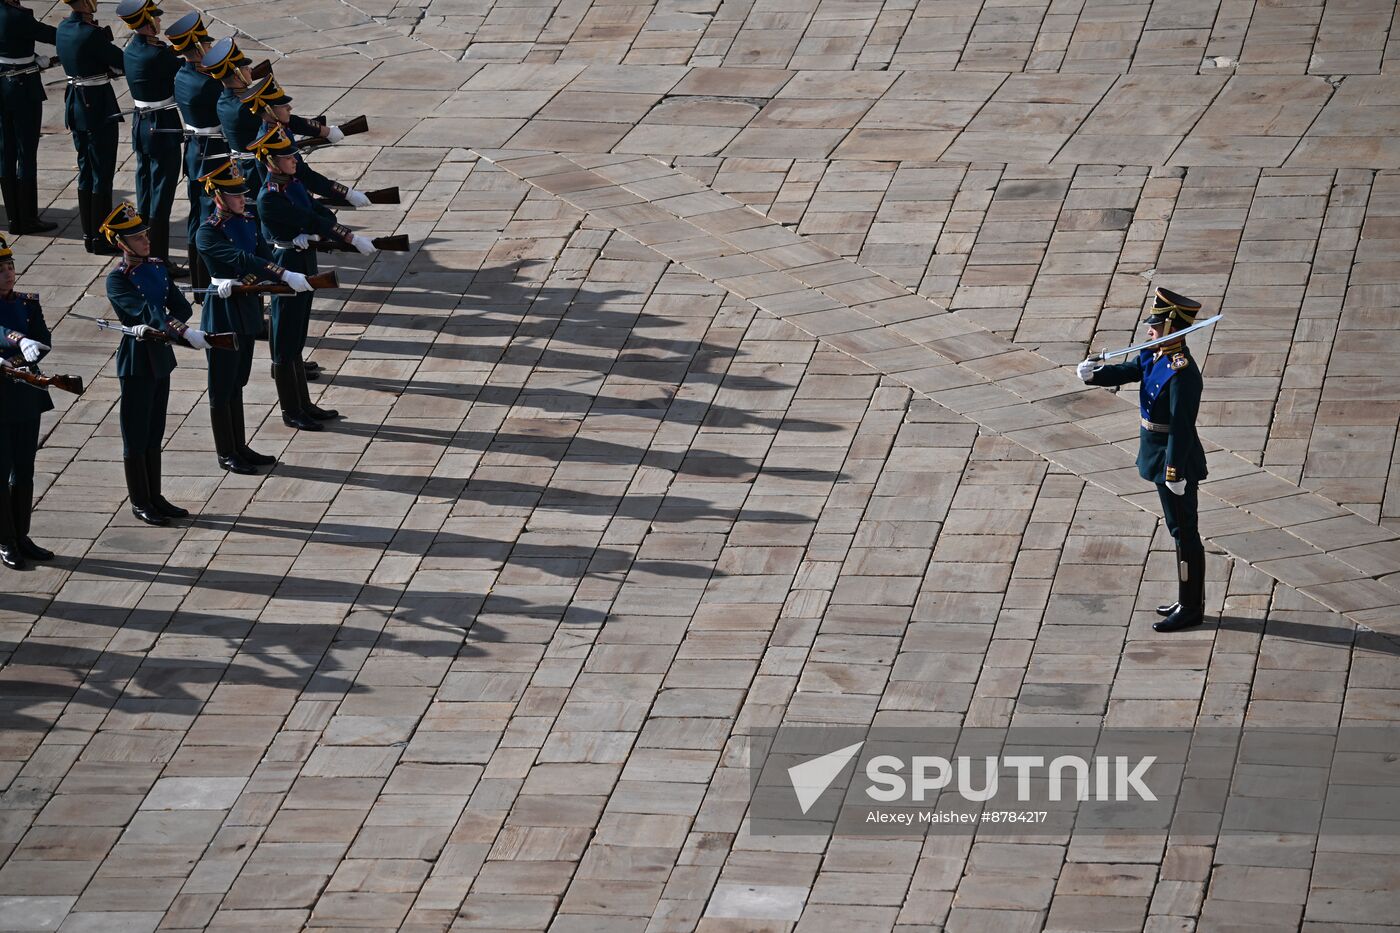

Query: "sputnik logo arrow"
left=787, top=741, right=863, bottom=814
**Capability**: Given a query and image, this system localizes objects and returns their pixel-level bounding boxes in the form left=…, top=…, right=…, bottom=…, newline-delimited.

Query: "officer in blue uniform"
left=0, top=0, right=59, bottom=235
left=165, top=11, right=221, bottom=288
left=116, top=0, right=185, bottom=276
left=194, top=159, right=310, bottom=473
left=241, top=74, right=367, bottom=207
left=0, top=234, right=54, bottom=569
left=1079, top=288, right=1209, bottom=633
left=56, top=0, right=124, bottom=254
left=102, top=202, right=210, bottom=524
left=250, top=125, right=361, bottom=431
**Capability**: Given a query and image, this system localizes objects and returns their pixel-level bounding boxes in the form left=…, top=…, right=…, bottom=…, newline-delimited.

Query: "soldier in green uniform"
left=56, top=0, right=124, bottom=254
left=0, top=0, right=60, bottom=235
left=1078, top=288, right=1209, bottom=633
left=165, top=11, right=221, bottom=288
left=250, top=124, right=362, bottom=431
left=193, top=159, right=310, bottom=473
left=0, top=234, right=54, bottom=569
left=102, top=201, right=210, bottom=524
left=116, top=0, right=185, bottom=275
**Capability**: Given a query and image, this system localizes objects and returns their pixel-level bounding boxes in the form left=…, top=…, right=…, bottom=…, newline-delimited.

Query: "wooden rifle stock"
left=227, top=270, right=339, bottom=295
left=314, top=234, right=408, bottom=253
left=1, top=363, right=83, bottom=395
left=298, top=114, right=369, bottom=151
left=251, top=59, right=272, bottom=79
left=316, top=186, right=400, bottom=207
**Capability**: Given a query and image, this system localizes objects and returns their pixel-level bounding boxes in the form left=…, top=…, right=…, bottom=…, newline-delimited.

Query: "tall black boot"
left=274, top=362, right=322, bottom=431
left=294, top=360, right=337, bottom=422
left=77, top=189, right=94, bottom=249
left=230, top=399, right=276, bottom=465
left=11, top=482, right=53, bottom=561
left=1155, top=548, right=1205, bottom=633
left=151, top=216, right=187, bottom=278
left=211, top=403, right=257, bottom=474
left=146, top=449, right=189, bottom=519
left=88, top=190, right=118, bottom=255
left=19, top=180, right=57, bottom=235
left=1156, top=544, right=1181, bottom=617
left=1, top=177, right=19, bottom=234
left=0, top=489, right=26, bottom=570
left=124, top=455, right=170, bottom=526
left=187, top=244, right=209, bottom=290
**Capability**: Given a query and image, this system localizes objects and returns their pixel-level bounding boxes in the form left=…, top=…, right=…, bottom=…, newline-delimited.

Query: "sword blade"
left=1097, top=314, right=1221, bottom=361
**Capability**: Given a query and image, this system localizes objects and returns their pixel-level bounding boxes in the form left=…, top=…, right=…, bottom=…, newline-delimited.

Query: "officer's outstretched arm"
left=1085, top=358, right=1142, bottom=388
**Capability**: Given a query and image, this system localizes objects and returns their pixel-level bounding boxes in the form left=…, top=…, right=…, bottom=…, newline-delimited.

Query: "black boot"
left=211, top=403, right=257, bottom=474
left=1, top=177, right=19, bottom=234
left=274, top=362, right=322, bottom=431
left=0, top=491, right=26, bottom=570
left=11, top=483, right=53, bottom=561
left=231, top=399, right=277, bottom=465
left=19, top=180, right=57, bottom=235
left=1155, top=548, right=1205, bottom=633
left=296, top=360, right=338, bottom=421
left=146, top=449, right=189, bottom=519
left=77, top=189, right=93, bottom=249
left=1156, top=544, right=1181, bottom=617
left=150, top=216, right=187, bottom=277
left=86, top=190, right=118, bottom=255
left=124, top=455, right=170, bottom=526
left=188, top=244, right=209, bottom=290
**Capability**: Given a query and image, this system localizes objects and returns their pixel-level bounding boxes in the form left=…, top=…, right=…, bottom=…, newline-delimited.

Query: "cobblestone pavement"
left=4, top=0, right=1400, bottom=930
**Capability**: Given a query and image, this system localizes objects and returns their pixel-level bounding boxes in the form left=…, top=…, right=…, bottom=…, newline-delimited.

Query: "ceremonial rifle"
left=0, top=358, right=83, bottom=395
left=189, top=270, right=339, bottom=297
left=297, top=115, right=370, bottom=151
left=315, top=234, right=409, bottom=253
left=318, top=186, right=400, bottom=206
left=89, top=318, right=240, bottom=351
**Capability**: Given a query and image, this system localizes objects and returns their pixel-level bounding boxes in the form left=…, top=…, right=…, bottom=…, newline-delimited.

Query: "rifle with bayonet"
left=0, top=356, right=84, bottom=395
left=315, top=234, right=409, bottom=253
left=318, top=185, right=400, bottom=206
left=190, top=270, right=339, bottom=297
left=3, top=54, right=59, bottom=78
left=91, top=318, right=241, bottom=351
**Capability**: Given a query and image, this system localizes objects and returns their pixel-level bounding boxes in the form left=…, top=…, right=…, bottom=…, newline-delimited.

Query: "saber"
left=1091, top=314, right=1221, bottom=363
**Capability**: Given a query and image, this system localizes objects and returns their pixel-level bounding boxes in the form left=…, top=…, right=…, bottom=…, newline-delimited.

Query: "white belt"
left=68, top=75, right=111, bottom=87
left=1141, top=418, right=1170, bottom=434
left=133, top=95, right=177, bottom=112
left=184, top=124, right=224, bottom=137
left=0, top=54, right=36, bottom=66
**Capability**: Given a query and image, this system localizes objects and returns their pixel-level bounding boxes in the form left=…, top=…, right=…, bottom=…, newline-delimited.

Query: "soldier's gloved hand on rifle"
left=350, top=234, right=374, bottom=255
left=19, top=337, right=48, bottom=363
left=1166, top=479, right=1187, bottom=496
left=211, top=278, right=237, bottom=299
left=184, top=328, right=211, bottom=351
left=281, top=270, right=313, bottom=292
left=346, top=189, right=372, bottom=208
left=1076, top=358, right=1098, bottom=382
left=292, top=233, right=312, bottom=250
left=133, top=325, right=160, bottom=341
left=326, top=125, right=345, bottom=144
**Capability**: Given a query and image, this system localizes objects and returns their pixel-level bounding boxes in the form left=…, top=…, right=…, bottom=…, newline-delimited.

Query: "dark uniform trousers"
left=106, top=258, right=186, bottom=455
left=0, top=3, right=57, bottom=233
left=56, top=11, right=123, bottom=248
left=126, top=34, right=183, bottom=262
left=0, top=291, right=54, bottom=550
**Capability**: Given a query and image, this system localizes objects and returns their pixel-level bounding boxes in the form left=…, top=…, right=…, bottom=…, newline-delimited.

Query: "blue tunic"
left=0, top=290, right=54, bottom=422
left=106, top=258, right=191, bottom=379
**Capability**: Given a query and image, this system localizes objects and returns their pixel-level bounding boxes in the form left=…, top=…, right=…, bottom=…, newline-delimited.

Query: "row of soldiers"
left=1, top=2, right=398, bottom=569
left=0, top=0, right=375, bottom=271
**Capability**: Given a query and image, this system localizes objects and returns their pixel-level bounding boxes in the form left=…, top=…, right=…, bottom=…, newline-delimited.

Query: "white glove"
left=1166, top=479, right=1187, bottom=496
left=346, top=189, right=371, bottom=208
left=292, top=233, right=312, bottom=250
left=1076, top=358, right=1099, bottom=382
left=326, top=125, right=345, bottom=144
left=18, top=337, right=48, bottom=363
left=133, top=324, right=159, bottom=341
left=350, top=234, right=374, bottom=255
left=184, top=328, right=211, bottom=351
left=281, top=270, right=312, bottom=293
left=211, top=278, right=237, bottom=299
